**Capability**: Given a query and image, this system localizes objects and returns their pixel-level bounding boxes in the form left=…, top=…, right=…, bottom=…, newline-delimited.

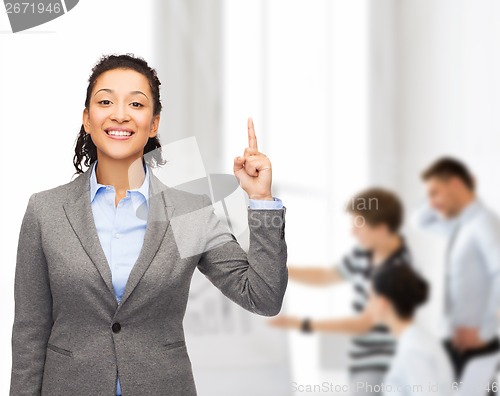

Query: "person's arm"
left=452, top=216, right=500, bottom=350
left=309, top=309, right=374, bottom=334
left=286, top=244, right=362, bottom=287
left=268, top=308, right=374, bottom=335
left=476, top=217, right=500, bottom=342
left=197, top=195, right=287, bottom=316
left=411, top=199, right=455, bottom=236
left=196, top=118, right=287, bottom=317
left=10, top=193, right=53, bottom=395
left=288, top=266, right=344, bottom=286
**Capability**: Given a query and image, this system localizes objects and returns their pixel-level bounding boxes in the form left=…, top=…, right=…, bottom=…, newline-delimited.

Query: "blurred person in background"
left=367, top=262, right=454, bottom=396
left=269, top=188, right=411, bottom=395
left=413, top=157, right=500, bottom=394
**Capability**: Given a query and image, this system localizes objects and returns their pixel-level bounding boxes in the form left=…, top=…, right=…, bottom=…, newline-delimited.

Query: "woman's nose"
left=110, top=104, right=131, bottom=122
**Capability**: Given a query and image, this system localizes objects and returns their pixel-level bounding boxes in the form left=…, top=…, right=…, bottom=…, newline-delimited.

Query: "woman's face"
left=83, top=68, right=160, bottom=163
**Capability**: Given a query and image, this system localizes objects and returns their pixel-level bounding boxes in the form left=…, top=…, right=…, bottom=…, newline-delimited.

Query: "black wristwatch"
left=301, top=318, right=312, bottom=333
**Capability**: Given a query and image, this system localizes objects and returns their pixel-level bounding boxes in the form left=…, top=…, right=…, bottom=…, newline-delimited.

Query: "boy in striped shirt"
left=270, top=188, right=412, bottom=395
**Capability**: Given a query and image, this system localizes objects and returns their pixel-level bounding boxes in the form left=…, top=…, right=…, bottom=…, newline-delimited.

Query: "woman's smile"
left=104, top=127, right=135, bottom=140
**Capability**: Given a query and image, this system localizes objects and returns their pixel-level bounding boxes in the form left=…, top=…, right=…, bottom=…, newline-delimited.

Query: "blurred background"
left=1, top=0, right=500, bottom=394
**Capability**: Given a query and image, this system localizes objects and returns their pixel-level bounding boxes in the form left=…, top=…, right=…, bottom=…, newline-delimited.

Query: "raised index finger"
left=247, top=117, right=258, bottom=151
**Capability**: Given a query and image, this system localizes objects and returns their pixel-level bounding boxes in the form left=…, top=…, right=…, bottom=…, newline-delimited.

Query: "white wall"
left=152, top=0, right=224, bottom=173
left=222, top=0, right=370, bottom=390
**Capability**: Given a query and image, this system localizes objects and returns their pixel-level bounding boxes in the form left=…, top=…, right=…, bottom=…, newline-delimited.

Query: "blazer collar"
left=63, top=161, right=175, bottom=309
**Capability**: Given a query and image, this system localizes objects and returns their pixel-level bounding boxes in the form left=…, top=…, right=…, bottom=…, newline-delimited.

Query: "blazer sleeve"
left=10, top=193, right=53, bottom=395
left=196, top=194, right=288, bottom=317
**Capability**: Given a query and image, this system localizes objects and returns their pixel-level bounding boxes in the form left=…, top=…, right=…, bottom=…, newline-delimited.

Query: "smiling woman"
left=9, top=53, right=288, bottom=396
left=73, top=54, right=166, bottom=175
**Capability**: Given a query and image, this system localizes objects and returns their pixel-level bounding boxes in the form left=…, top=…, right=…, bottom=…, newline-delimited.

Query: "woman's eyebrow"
left=94, top=88, right=149, bottom=101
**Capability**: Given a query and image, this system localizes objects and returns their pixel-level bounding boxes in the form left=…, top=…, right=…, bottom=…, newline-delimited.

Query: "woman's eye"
left=131, top=102, right=144, bottom=108
left=98, top=100, right=112, bottom=105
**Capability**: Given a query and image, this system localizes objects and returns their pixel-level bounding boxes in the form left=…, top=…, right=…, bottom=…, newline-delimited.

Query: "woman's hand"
left=268, top=315, right=302, bottom=330
left=233, top=118, right=273, bottom=200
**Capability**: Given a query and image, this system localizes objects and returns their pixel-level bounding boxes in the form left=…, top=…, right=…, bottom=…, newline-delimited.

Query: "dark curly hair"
left=72, top=53, right=166, bottom=175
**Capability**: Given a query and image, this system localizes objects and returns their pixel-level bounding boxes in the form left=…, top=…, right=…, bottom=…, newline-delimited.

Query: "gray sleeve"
left=10, top=193, right=53, bottom=395
left=196, top=194, right=288, bottom=317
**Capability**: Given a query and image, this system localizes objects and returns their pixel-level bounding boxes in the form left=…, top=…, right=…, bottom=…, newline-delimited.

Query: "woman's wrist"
left=249, top=194, right=274, bottom=201
left=301, top=317, right=313, bottom=333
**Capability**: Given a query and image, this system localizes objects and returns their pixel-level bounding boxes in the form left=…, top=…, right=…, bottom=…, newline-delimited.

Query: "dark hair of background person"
left=72, top=53, right=167, bottom=175
left=421, top=157, right=475, bottom=191
left=346, top=188, right=404, bottom=233
left=372, top=264, right=429, bottom=319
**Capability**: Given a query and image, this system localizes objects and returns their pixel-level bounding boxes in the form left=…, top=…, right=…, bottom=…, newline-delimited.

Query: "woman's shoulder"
left=29, top=170, right=88, bottom=206
left=161, top=186, right=212, bottom=213
left=147, top=167, right=211, bottom=211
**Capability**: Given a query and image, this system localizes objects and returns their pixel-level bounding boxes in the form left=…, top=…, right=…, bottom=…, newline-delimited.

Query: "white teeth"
left=107, top=130, right=132, bottom=137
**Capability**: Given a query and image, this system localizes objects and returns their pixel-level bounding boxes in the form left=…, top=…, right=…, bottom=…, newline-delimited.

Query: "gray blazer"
left=10, top=162, right=288, bottom=395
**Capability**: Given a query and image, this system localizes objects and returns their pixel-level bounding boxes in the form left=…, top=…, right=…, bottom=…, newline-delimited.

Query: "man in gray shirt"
left=413, top=157, right=500, bottom=393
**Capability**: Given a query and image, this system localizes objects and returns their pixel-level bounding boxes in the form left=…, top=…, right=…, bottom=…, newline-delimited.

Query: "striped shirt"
left=335, top=238, right=412, bottom=374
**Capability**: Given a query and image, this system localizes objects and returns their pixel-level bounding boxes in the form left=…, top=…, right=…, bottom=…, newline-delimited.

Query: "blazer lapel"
left=118, top=167, right=174, bottom=308
left=63, top=162, right=115, bottom=300
left=63, top=161, right=175, bottom=308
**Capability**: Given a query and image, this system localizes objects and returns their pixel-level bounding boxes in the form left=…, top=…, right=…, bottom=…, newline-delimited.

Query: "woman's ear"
left=149, top=114, right=160, bottom=138
left=82, top=108, right=90, bottom=134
